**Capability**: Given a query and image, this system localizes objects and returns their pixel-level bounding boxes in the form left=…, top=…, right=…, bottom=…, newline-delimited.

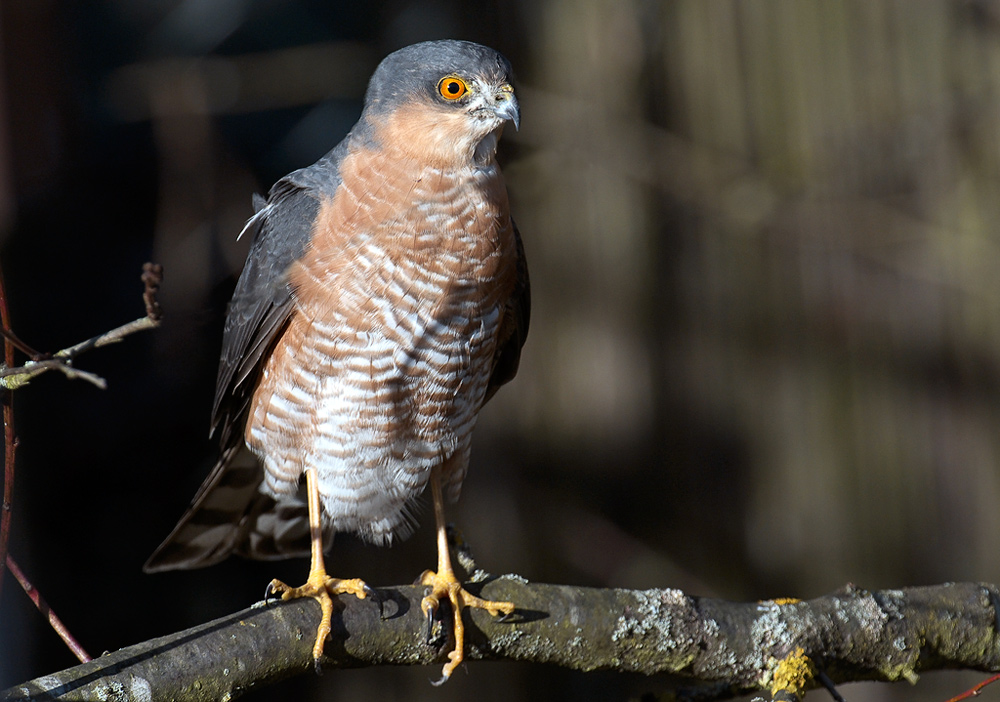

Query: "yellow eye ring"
left=437, top=75, right=469, bottom=100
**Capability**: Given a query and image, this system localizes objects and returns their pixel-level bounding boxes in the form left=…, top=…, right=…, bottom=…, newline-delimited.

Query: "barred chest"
left=245, top=154, right=516, bottom=539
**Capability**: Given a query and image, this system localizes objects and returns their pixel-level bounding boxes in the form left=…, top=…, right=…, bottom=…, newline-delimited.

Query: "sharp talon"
left=264, top=582, right=275, bottom=601
left=365, top=587, right=386, bottom=620
left=420, top=469, right=516, bottom=684
left=425, top=603, right=436, bottom=643
left=430, top=674, right=449, bottom=687
left=257, top=473, right=368, bottom=671
left=497, top=610, right=514, bottom=623
left=362, top=583, right=379, bottom=604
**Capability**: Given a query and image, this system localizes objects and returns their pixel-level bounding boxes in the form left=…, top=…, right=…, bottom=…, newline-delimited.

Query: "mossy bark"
left=4, top=579, right=999, bottom=701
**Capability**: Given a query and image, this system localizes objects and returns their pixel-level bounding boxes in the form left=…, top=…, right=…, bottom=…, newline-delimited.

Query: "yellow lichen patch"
left=767, top=597, right=802, bottom=605
left=770, top=647, right=816, bottom=699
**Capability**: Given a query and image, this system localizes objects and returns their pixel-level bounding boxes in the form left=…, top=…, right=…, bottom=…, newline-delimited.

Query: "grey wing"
left=212, top=143, right=348, bottom=446
left=483, top=220, right=530, bottom=405
left=210, top=188, right=319, bottom=447
left=144, top=143, right=348, bottom=572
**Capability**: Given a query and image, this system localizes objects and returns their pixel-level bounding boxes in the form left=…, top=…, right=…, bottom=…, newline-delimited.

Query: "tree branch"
left=0, top=257, right=16, bottom=600
left=3, top=579, right=999, bottom=701
left=0, top=262, right=163, bottom=661
left=0, top=316, right=161, bottom=390
left=5, top=556, right=90, bottom=663
left=0, top=262, right=163, bottom=391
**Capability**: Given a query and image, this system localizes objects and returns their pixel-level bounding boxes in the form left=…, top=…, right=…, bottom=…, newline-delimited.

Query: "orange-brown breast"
left=244, top=126, right=517, bottom=544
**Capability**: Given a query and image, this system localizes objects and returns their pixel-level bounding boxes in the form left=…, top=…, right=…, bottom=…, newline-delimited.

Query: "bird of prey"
left=145, top=39, right=529, bottom=682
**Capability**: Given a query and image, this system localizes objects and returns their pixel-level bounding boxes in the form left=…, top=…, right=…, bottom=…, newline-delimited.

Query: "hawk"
left=145, top=39, right=530, bottom=682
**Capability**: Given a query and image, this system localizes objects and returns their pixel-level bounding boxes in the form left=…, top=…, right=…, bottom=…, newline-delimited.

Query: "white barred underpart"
left=247, top=159, right=509, bottom=545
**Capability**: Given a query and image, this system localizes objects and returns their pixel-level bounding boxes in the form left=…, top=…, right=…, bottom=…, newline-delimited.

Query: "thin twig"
left=6, top=555, right=91, bottom=663
left=55, top=315, right=161, bottom=358
left=0, top=328, right=43, bottom=360
left=0, top=358, right=108, bottom=389
left=0, top=258, right=14, bottom=601
left=142, top=262, right=163, bottom=321
left=944, top=672, right=1000, bottom=702
left=0, top=264, right=163, bottom=390
left=448, top=524, right=493, bottom=582
left=0, top=262, right=162, bottom=651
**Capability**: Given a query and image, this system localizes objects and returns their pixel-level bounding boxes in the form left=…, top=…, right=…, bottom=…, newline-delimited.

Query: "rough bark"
left=4, top=578, right=1000, bottom=701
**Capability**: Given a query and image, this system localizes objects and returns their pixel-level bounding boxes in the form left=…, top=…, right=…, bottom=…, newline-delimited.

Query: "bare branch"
left=3, top=579, right=999, bottom=702
left=0, top=262, right=162, bottom=661
left=141, top=262, right=163, bottom=322
left=944, top=672, right=1000, bottom=702
left=0, top=359, right=109, bottom=390
left=6, top=556, right=91, bottom=663
left=0, top=264, right=162, bottom=390
left=0, top=328, right=43, bottom=361
left=0, top=258, right=16, bottom=601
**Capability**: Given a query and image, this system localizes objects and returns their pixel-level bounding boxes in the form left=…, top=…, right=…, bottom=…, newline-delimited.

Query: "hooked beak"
left=492, top=89, right=520, bottom=131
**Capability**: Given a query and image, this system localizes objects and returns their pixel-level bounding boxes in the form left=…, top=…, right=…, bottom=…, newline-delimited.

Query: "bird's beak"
left=493, top=89, right=520, bottom=131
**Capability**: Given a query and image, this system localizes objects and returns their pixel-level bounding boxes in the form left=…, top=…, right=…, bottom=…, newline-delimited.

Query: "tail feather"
left=144, top=446, right=330, bottom=572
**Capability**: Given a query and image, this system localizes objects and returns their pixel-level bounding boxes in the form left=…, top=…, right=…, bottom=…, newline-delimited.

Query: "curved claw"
left=425, top=601, right=436, bottom=643
left=419, top=569, right=513, bottom=681
left=362, top=584, right=386, bottom=620
left=269, top=575, right=369, bottom=662
left=430, top=673, right=450, bottom=687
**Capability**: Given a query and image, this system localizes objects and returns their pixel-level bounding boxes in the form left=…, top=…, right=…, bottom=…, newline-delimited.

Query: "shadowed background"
left=1, top=1, right=1000, bottom=700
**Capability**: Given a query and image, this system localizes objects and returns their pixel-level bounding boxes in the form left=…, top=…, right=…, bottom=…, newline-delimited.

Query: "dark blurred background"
left=1, top=1, right=1000, bottom=700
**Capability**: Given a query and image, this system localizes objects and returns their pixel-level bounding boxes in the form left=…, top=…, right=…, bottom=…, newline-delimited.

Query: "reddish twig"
left=6, top=555, right=91, bottom=662
left=0, top=259, right=14, bottom=602
left=0, top=262, right=162, bottom=655
left=944, top=672, right=1000, bottom=702
left=142, top=262, right=164, bottom=321
left=0, top=328, right=43, bottom=360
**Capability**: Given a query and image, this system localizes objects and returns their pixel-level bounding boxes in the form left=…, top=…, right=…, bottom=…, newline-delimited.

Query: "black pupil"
left=447, top=81, right=460, bottom=94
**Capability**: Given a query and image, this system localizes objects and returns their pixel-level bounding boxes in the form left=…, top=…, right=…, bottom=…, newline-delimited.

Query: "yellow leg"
left=268, top=469, right=369, bottom=662
left=419, top=466, right=514, bottom=683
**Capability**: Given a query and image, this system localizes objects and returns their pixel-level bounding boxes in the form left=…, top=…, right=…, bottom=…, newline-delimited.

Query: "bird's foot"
left=267, top=574, right=370, bottom=663
left=419, top=568, right=514, bottom=683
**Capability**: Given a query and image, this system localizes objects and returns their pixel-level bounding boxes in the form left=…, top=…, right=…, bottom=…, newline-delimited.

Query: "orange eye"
left=437, top=75, right=468, bottom=100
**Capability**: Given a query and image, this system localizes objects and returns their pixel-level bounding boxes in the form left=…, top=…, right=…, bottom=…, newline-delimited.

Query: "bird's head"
left=361, top=40, right=520, bottom=168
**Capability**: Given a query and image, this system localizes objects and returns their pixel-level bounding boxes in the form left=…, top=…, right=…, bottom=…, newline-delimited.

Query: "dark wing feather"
left=212, top=143, right=349, bottom=446
left=145, top=141, right=350, bottom=572
left=482, top=220, right=530, bottom=405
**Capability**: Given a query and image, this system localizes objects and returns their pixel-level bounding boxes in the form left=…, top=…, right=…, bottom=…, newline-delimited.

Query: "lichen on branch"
left=3, top=578, right=999, bottom=702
